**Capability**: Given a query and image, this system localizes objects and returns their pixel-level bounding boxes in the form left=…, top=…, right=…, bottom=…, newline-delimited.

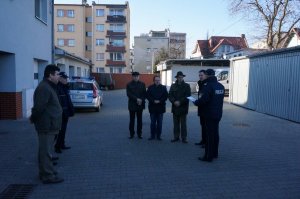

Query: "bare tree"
left=152, top=48, right=169, bottom=72
left=228, top=0, right=300, bottom=49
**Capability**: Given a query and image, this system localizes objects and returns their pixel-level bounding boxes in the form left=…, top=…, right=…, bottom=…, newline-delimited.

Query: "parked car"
left=69, top=77, right=103, bottom=112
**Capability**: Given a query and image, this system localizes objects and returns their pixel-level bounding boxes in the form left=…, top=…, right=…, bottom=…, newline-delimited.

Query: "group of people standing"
left=30, top=64, right=74, bottom=184
left=126, top=69, right=224, bottom=162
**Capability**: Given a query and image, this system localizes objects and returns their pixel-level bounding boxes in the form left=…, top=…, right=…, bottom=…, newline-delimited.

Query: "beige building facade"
left=54, top=1, right=130, bottom=73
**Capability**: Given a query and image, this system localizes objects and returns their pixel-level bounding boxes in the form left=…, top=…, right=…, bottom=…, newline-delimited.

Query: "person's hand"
left=174, top=101, right=180, bottom=107
left=137, top=98, right=142, bottom=105
left=154, top=100, right=160, bottom=104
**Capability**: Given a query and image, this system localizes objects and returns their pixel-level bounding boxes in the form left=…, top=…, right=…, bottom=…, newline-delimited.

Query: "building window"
left=67, top=24, right=75, bottom=32
left=57, top=9, right=64, bottom=17
left=68, top=39, right=75, bottom=47
left=58, top=39, right=64, bottom=46
left=35, top=0, right=47, bottom=23
left=57, top=24, right=64, bottom=32
left=109, top=9, right=124, bottom=16
left=96, top=53, right=104, bottom=61
left=86, top=45, right=92, bottom=51
left=110, top=67, right=122, bottom=73
left=110, top=39, right=124, bottom=46
left=110, top=52, right=123, bottom=61
left=86, top=16, right=92, bottom=23
left=96, top=39, right=105, bottom=46
left=96, top=67, right=105, bottom=73
left=96, top=24, right=104, bottom=32
left=96, top=9, right=104, bottom=17
left=67, top=10, right=74, bottom=18
left=86, top=32, right=92, bottom=37
left=109, top=24, right=124, bottom=32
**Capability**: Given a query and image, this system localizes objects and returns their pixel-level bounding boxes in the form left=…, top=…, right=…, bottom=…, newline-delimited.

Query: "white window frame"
left=68, top=39, right=75, bottom=47
left=96, top=24, right=104, bottom=32
left=35, top=0, right=47, bottom=23
left=110, top=52, right=124, bottom=61
left=58, top=39, right=64, bottom=46
left=109, top=24, right=124, bottom=32
left=96, top=67, right=105, bottom=73
left=67, top=10, right=74, bottom=18
left=96, top=9, right=104, bottom=17
left=111, top=39, right=124, bottom=46
left=110, top=67, right=122, bottom=73
left=67, top=24, right=75, bottom=32
left=109, top=9, right=124, bottom=16
left=96, top=39, right=105, bottom=46
left=96, top=53, right=105, bottom=61
left=57, top=9, right=64, bottom=17
left=57, top=24, right=64, bottom=32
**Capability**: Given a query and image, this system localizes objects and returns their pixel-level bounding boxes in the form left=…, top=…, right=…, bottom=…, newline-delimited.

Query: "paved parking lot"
left=0, top=89, right=299, bottom=199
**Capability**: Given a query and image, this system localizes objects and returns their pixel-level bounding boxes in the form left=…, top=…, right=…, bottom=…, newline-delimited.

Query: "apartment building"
left=134, top=29, right=186, bottom=73
left=54, top=1, right=130, bottom=73
left=0, top=0, right=54, bottom=119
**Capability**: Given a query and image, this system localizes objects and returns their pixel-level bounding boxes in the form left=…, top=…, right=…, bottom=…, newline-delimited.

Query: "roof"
left=55, top=47, right=91, bottom=65
left=192, top=35, right=248, bottom=58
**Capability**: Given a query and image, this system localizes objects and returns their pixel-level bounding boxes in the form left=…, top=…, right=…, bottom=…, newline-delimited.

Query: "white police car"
left=69, top=77, right=103, bottom=112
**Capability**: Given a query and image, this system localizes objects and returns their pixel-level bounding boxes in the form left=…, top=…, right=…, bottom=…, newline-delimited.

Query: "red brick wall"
left=0, top=92, right=22, bottom=120
left=92, top=73, right=156, bottom=89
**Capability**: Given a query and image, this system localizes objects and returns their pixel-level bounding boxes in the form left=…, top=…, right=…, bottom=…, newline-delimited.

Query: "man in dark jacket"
left=55, top=72, right=74, bottom=153
left=146, top=75, right=168, bottom=140
left=126, top=72, right=146, bottom=139
left=30, top=64, right=64, bottom=184
left=169, top=71, right=191, bottom=143
left=195, top=70, right=208, bottom=147
left=194, top=69, right=225, bottom=162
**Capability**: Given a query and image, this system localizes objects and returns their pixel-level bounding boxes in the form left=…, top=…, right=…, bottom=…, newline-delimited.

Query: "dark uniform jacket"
left=57, top=82, right=74, bottom=118
left=194, top=76, right=225, bottom=119
left=169, top=80, right=191, bottom=115
left=146, top=84, right=168, bottom=114
left=126, top=80, right=146, bottom=111
left=197, top=79, right=207, bottom=117
left=31, top=79, right=62, bottom=133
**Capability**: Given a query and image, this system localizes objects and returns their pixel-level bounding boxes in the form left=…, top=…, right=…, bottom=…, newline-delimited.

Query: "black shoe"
left=53, top=161, right=58, bottom=166
left=138, top=136, right=143, bottom=139
left=182, top=139, right=188, bottom=143
left=156, top=137, right=162, bottom=141
left=42, top=177, right=64, bottom=184
left=55, top=148, right=62, bottom=153
left=61, top=146, right=71, bottom=150
left=198, top=157, right=213, bottom=162
left=171, top=138, right=179, bottom=142
left=51, top=156, right=59, bottom=161
left=195, top=142, right=201, bottom=145
left=128, top=136, right=134, bottom=139
left=148, top=137, right=155, bottom=140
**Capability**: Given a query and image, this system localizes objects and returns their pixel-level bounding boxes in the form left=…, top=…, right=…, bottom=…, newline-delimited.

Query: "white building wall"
left=0, top=0, right=53, bottom=118
left=287, top=35, right=300, bottom=48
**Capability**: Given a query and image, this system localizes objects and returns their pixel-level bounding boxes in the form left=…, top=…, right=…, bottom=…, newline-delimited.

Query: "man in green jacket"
left=169, top=71, right=191, bottom=143
left=30, top=64, right=64, bottom=184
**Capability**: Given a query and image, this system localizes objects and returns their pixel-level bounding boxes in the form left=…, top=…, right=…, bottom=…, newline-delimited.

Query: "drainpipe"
left=51, top=0, right=55, bottom=64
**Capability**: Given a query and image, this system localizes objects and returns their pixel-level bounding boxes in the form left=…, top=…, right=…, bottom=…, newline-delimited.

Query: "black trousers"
left=129, top=110, right=143, bottom=137
left=199, top=115, right=207, bottom=144
left=55, top=116, right=69, bottom=149
left=203, top=118, right=220, bottom=160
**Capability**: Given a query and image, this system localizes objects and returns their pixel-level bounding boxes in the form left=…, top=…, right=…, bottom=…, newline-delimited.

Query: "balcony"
left=106, top=15, right=126, bottom=23
left=106, top=45, right=126, bottom=52
left=106, top=30, right=126, bottom=38
left=105, top=60, right=126, bottom=67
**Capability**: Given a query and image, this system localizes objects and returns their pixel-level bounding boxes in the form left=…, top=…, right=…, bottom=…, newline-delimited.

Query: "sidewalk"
left=0, top=89, right=299, bottom=199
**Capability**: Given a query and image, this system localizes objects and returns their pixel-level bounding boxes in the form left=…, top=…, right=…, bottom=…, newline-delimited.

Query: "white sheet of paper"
left=187, top=96, right=196, bottom=102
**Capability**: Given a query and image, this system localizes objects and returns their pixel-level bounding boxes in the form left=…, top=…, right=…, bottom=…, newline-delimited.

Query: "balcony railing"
left=106, top=45, right=126, bottom=52
left=105, top=60, right=126, bottom=67
left=106, top=15, right=126, bottom=22
left=106, top=30, right=126, bottom=38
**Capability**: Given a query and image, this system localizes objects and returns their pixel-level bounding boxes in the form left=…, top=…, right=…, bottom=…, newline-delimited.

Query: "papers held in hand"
left=187, top=96, right=196, bottom=102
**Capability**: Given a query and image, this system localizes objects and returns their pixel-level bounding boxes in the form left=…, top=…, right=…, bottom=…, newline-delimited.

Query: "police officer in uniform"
left=194, top=69, right=225, bottom=162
